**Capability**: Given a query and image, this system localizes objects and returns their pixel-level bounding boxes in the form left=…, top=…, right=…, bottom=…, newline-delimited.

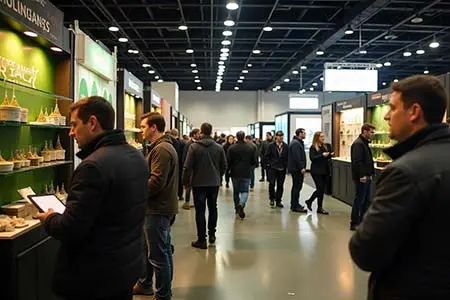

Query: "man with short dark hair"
left=288, top=128, right=308, bottom=213
left=264, top=130, right=289, bottom=208
left=259, top=132, right=273, bottom=182
left=350, top=75, right=450, bottom=300
left=36, top=96, right=148, bottom=300
left=181, top=128, right=200, bottom=210
left=245, top=135, right=258, bottom=191
left=350, top=123, right=376, bottom=231
left=183, top=123, right=227, bottom=249
left=135, top=112, right=178, bottom=299
left=228, top=132, right=257, bottom=219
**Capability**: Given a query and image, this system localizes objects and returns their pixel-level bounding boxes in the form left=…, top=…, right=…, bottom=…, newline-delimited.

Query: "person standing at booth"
left=259, top=132, right=273, bottom=182
left=288, top=128, right=308, bottom=213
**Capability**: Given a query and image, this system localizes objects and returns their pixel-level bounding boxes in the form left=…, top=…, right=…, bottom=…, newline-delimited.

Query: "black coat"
left=227, top=141, right=257, bottom=178
left=287, top=137, right=306, bottom=173
left=309, top=144, right=332, bottom=175
left=264, top=141, right=288, bottom=171
left=351, top=135, right=374, bottom=181
left=44, top=130, right=148, bottom=298
left=349, top=124, right=450, bottom=300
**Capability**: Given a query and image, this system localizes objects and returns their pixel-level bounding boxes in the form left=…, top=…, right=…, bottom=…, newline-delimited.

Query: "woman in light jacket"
left=305, top=131, right=334, bottom=214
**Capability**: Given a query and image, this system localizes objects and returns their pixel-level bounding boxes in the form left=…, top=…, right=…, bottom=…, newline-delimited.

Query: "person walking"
left=36, top=96, right=148, bottom=300
left=134, top=112, right=178, bottom=299
left=245, top=135, right=258, bottom=191
left=350, top=123, right=375, bottom=231
left=349, top=75, right=450, bottom=300
left=305, top=131, right=334, bottom=215
left=288, top=128, right=308, bottom=213
left=182, top=123, right=227, bottom=249
left=264, top=130, right=288, bottom=208
left=223, top=135, right=235, bottom=188
left=259, top=132, right=273, bottom=182
left=169, top=129, right=185, bottom=201
left=227, top=131, right=258, bottom=219
left=181, top=128, right=200, bottom=210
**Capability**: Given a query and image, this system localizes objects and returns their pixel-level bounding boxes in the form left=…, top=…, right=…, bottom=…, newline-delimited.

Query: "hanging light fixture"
left=226, top=1, right=239, bottom=10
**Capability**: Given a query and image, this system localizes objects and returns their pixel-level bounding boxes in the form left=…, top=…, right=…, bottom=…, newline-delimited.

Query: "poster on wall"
left=321, top=104, right=333, bottom=145
left=294, top=116, right=322, bottom=150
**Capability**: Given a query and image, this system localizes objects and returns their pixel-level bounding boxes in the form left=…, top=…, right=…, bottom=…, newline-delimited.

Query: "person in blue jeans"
left=135, top=112, right=179, bottom=299
left=228, top=132, right=258, bottom=218
left=245, top=135, right=258, bottom=191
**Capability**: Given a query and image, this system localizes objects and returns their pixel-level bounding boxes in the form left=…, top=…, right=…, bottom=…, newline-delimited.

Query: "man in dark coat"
left=181, top=128, right=200, bottom=210
left=228, top=131, right=257, bottom=219
left=349, top=75, right=450, bottom=300
left=350, top=123, right=375, bottom=230
left=259, top=132, right=273, bottom=181
left=287, top=128, right=308, bottom=213
left=264, top=130, right=288, bottom=208
left=37, top=96, right=148, bottom=300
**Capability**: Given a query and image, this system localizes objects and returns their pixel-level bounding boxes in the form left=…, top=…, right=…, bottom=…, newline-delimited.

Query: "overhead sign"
left=369, top=89, right=391, bottom=107
left=336, top=97, right=363, bottom=112
left=0, top=0, right=64, bottom=47
left=76, top=33, right=114, bottom=81
left=123, top=70, right=143, bottom=98
left=151, top=91, right=161, bottom=107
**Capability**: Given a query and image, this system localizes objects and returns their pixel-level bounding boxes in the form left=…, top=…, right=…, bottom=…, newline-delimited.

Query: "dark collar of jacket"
left=384, top=123, right=450, bottom=160
left=358, top=134, right=370, bottom=145
left=147, top=134, right=173, bottom=152
left=292, top=136, right=304, bottom=145
left=76, top=130, right=126, bottom=160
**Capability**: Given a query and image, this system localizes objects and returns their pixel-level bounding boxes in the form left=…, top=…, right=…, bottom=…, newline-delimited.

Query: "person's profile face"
left=384, top=91, right=414, bottom=142
left=69, top=109, right=92, bottom=149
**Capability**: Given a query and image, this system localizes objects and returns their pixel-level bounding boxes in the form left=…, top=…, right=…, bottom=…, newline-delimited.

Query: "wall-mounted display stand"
left=0, top=1, right=73, bottom=299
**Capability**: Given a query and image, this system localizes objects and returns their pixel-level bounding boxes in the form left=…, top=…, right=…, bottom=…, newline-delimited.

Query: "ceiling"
left=52, top=0, right=450, bottom=92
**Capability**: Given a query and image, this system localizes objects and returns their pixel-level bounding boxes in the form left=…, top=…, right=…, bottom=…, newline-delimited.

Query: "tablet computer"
left=28, top=194, right=66, bottom=214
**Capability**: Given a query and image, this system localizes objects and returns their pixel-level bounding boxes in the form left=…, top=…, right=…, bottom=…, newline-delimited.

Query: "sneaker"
left=276, top=202, right=284, bottom=208
left=305, top=199, right=313, bottom=211
left=270, top=199, right=275, bottom=207
left=182, top=202, right=190, bottom=210
left=209, top=234, right=216, bottom=244
left=317, top=208, right=329, bottom=215
left=259, top=178, right=265, bottom=182
left=191, top=240, right=207, bottom=249
left=237, top=204, right=246, bottom=219
left=132, top=283, right=154, bottom=296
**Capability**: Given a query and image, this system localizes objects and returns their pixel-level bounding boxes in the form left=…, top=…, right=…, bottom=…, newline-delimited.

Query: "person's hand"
left=36, top=208, right=55, bottom=223
left=301, top=168, right=306, bottom=174
left=360, top=176, right=367, bottom=183
left=323, top=152, right=330, bottom=157
left=330, top=152, right=335, bottom=157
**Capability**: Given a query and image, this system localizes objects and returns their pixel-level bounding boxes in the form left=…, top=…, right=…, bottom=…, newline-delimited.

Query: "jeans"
left=250, top=168, right=255, bottom=188
left=268, top=168, right=286, bottom=202
left=138, top=215, right=173, bottom=300
left=232, top=177, right=250, bottom=210
left=185, top=187, right=192, bottom=203
left=290, top=171, right=304, bottom=209
left=308, top=174, right=328, bottom=209
left=351, top=180, right=372, bottom=226
left=193, top=186, right=219, bottom=241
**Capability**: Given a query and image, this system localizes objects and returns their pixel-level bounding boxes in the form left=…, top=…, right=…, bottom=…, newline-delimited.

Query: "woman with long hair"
left=305, top=131, right=334, bottom=215
left=223, top=135, right=235, bottom=188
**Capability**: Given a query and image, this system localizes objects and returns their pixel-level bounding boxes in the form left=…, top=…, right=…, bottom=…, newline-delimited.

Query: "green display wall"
left=369, top=104, right=393, bottom=160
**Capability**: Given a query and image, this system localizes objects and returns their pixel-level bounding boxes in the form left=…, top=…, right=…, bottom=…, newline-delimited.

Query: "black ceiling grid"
left=53, top=0, right=450, bottom=91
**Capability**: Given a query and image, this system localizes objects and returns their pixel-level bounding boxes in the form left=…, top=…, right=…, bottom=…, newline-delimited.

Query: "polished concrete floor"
left=135, top=172, right=369, bottom=300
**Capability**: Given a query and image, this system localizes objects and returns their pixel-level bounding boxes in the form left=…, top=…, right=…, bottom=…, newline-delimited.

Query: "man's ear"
left=408, top=103, right=422, bottom=123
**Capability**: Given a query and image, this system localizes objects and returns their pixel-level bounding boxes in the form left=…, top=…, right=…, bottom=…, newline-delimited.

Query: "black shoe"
left=191, top=240, right=207, bottom=249
left=291, top=207, right=307, bottom=213
left=226, top=184, right=229, bottom=188
left=350, top=224, right=358, bottom=231
left=270, top=199, right=275, bottom=207
left=237, top=204, right=246, bottom=219
left=171, top=244, right=175, bottom=254
left=317, top=208, right=329, bottom=215
left=259, top=178, right=265, bottom=182
left=276, top=202, right=284, bottom=208
left=178, top=197, right=184, bottom=201
left=209, top=234, right=216, bottom=244
left=305, top=200, right=313, bottom=211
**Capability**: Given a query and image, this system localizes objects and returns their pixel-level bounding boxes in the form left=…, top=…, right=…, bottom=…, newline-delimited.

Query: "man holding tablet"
left=36, top=96, right=148, bottom=300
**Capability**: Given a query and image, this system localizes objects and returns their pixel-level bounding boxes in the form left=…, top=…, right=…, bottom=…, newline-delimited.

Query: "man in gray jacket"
left=182, top=123, right=227, bottom=249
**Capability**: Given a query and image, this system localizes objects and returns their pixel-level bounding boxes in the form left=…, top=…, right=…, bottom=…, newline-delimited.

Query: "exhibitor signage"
left=368, top=89, right=391, bottom=107
left=124, top=70, right=143, bottom=98
left=336, top=97, right=363, bottom=112
left=0, top=0, right=64, bottom=46
left=0, top=55, right=39, bottom=88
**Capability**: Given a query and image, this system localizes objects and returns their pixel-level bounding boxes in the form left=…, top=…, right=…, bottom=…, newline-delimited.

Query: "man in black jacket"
left=169, top=129, right=185, bottom=201
left=350, top=123, right=376, bottom=230
left=181, top=128, right=200, bottom=210
left=245, top=135, right=258, bottom=191
left=228, top=131, right=258, bottom=219
left=288, top=128, right=308, bottom=213
left=182, top=123, right=227, bottom=249
left=259, top=132, right=273, bottom=181
left=264, top=130, right=288, bottom=208
left=349, top=75, right=450, bottom=300
left=37, top=96, right=148, bottom=300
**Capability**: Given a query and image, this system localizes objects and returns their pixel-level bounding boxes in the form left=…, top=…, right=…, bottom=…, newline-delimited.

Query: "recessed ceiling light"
left=195, top=75, right=199, bottom=79
left=222, top=30, right=233, bottom=37
left=224, top=20, right=235, bottom=27
left=240, top=76, right=245, bottom=79
left=376, top=63, right=383, bottom=68
left=316, top=50, right=324, bottom=55
left=178, top=25, right=188, bottom=30
left=252, top=49, right=261, bottom=54
left=226, top=1, right=239, bottom=10
left=192, top=70, right=198, bottom=73
left=51, top=47, right=63, bottom=52
left=345, top=29, right=354, bottom=35
left=190, top=63, right=197, bottom=67
left=310, top=87, right=314, bottom=91
left=411, top=17, right=423, bottom=24
left=217, top=71, right=224, bottom=75
left=234, top=87, right=239, bottom=90
left=416, top=49, right=425, bottom=55
left=220, top=56, right=228, bottom=61
left=119, top=37, right=128, bottom=43
left=155, top=76, right=160, bottom=79
left=222, top=40, right=231, bottom=46
left=24, top=31, right=38, bottom=37
left=158, top=79, right=164, bottom=83
left=195, top=79, right=200, bottom=83
left=382, top=82, right=387, bottom=86
left=263, top=26, right=273, bottom=32
left=148, top=70, right=155, bottom=74
left=424, top=70, right=430, bottom=74
left=216, top=79, right=223, bottom=83
left=359, top=49, right=368, bottom=54
left=242, top=70, right=249, bottom=73
left=108, top=26, right=119, bottom=32
left=394, top=79, right=399, bottom=82
left=237, top=80, right=243, bottom=83
left=275, top=85, right=281, bottom=89
left=403, top=51, right=412, bottom=57
left=218, top=61, right=225, bottom=65
left=197, top=86, right=202, bottom=90
left=320, top=77, right=324, bottom=81
left=221, top=48, right=230, bottom=53
left=300, top=65, right=307, bottom=70
left=292, top=70, right=299, bottom=75
left=284, top=78, right=290, bottom=82
left=312, top=82, right=318, bottom=87
left=272, top=88, right=277, bottom=92
left=217, top=76, right=223, bottom=79
left=186, top=49, right=194, bottom=54
left=247, top=64, right=252, bottom=67
left=300, top=89, right=306, bottom=94
left=429, top=41, right=440, bottom=48
left=142, top=63, right=151, bottom=68
left=128, top=49, right=135, bottom=54
left=220, top=52, right=229, bottom=57
left=384, top=61, right=392, bottom=66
